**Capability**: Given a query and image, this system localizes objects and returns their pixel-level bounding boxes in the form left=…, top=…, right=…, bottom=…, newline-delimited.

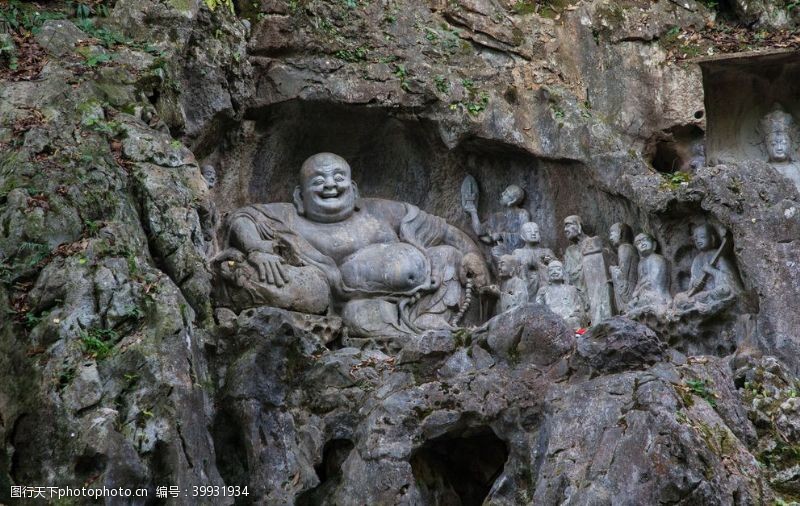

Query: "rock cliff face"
left=1, top=0, right=799, bottom=504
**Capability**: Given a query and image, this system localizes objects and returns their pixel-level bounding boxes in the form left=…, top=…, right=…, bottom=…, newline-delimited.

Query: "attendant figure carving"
left=483, top=255, right=529, bottom=314
left=199, top=164, right=220, bottom=257
left=628, top=233, right=671, bottom=316
left=563, top=215, right=590, bottom=298
left=563, top=215, right=614, bottom=324
left=535, top=260, right=588, bottom=329
left=464, top=184, right=531, bottom=260
left=214, top=153, right=490, bottom=338
left=512, top=221, right=554, bottom=299
left=608, top=222, right=638, bottom=311
left=674, top=224, right=742, bottom=315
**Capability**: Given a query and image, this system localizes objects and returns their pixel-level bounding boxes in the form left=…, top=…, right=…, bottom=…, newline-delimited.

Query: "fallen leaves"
left=0, top=31, right=47, bottom=81
left=664, top=24, right=800, bottom=62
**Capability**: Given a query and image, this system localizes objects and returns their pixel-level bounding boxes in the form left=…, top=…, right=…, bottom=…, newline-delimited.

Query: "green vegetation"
left=434, top=75, right=448, bottom=93
left=335, top=46, right=369, bottom=62
left=393, top=63, right=410, bottom=91
left=758, top=441, right=800, bottom=468
left=83, top=52, right=112, bottom=67
left=452, top=328, right=472, bottom=347
left=80, top=327, right=119, bottom=360
left=510, top=0, right=568, bottom=18
left=203, top=0, right=235, bottom=13
left=660, top=170, right=691, bottom=190
left=449, top=78, right=489, bottom=116
left=0, top=242, right=51, bottom=284
left=0, top=1, right=66, bottom=34
left=685, top=379, right=717, bottom=407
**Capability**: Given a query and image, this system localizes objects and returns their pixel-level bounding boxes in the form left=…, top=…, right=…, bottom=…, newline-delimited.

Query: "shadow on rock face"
left=410, top=427, right=508, bottom=506
left=297, top=439, right=355, bottom=506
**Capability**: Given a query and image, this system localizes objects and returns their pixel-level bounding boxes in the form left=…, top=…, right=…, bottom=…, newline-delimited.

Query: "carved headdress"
left=760, top=104, right=795, bottom=137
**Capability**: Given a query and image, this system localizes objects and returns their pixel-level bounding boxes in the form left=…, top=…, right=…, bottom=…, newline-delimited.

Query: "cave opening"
left=296, top=438, right=354, bottom=506
left=410, top=427, right=509, bottom=506
left=647, top=125, right=705, bottom=174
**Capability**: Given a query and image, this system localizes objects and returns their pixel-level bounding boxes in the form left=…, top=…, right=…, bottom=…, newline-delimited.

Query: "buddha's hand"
left=460, top=252, right=490, bottom=289
left=248, top=250, right=289, bottom=287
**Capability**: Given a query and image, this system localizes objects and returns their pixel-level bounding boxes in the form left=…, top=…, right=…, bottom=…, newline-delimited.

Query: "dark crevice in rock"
left=296, top=438, right=354, bottom=505
left=212, top=409, right=250, bottom=493
left=176, top=423, right=195, bottom=469
left=410, top=427, right=508, bottom=506
left=74, top=451, right=108, bottom=480
left=645, top=124, right=705, bottom=174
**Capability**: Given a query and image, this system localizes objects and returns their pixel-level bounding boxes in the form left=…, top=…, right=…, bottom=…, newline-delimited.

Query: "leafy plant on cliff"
left=685, top=379, right=718, bottom=407
left=660, top=170, right=691, bottom=190
left=204, top=0, right=235, bottom=13
left=80, top=328, right=119, bottom=360
left=335, top=46, right=369, bottom=62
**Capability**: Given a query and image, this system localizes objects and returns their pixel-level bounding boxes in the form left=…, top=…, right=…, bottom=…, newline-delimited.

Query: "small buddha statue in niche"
left=761, top=104, right=800, bottom=192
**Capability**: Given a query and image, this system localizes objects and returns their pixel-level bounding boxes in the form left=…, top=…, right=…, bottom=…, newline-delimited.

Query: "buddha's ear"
left=352, top=181, right=362, bottom=211
left=293, top=185, right=305, bottom=215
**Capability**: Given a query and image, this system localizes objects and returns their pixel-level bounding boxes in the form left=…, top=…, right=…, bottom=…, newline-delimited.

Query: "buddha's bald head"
left=295, top=152, right=358, bottom=223
left=300, top=153, right=351, bottom=182
left=563, top=215, right=584, bottom=242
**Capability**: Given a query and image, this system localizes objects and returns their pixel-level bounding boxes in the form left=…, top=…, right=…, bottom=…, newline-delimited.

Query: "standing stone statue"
left=535, top=260, right=588, bottom=329
left=463, top=183, right=531, bottom=260
left=483, top=255, right=529, bottom=314
left=512, top=221, right=555, bottom=299
left=214, top=153, right=491, bottom=338
left=609, top=222, right=638, bottom=310
left=674, top=224, right=742, bottom=315
left=628, top=233, right=671, bottom=316
left=563, top=215, right=589, bottom=296
left=198, top=164, right=220, bottom=257
left=563, top=215, right=614, bottom=325
left=761, top=104, right=800, bottom=191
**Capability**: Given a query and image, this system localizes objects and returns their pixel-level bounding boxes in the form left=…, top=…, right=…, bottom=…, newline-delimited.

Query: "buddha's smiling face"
left=299, top=153, right=356, bottom=223
left=547, top=261, right=564, bottom=283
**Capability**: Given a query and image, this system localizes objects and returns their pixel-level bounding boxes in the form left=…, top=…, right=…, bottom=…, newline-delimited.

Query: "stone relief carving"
left=213, top=153, right=490, bottom=338
left=628, top=233, right=671, bottom=318
left=199, top=164, right=220, bottom=257
left=535, top=260, right=588, bottom=329
left=464, top=182, right=531, bottom=261
left=512, top=221, right=554, bottom=299
left=563, top=215, right=614, bottom=325
left=209, top=157, right=747, bottom=343
left=674, top=224, right=742, bottom=317
left=483, top=254, right=529, bottom=314
left=761, top=104, right=800, bottom=191
left=609, top=222, right=638, bottom=311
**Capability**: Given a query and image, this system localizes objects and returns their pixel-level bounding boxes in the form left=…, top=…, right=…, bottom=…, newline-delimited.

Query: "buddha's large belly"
left=339, top=243, right=429, bottom=293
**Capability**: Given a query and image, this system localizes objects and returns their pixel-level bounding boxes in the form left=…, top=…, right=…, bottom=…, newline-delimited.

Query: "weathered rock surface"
left=1, top=0, right=799, bottom=504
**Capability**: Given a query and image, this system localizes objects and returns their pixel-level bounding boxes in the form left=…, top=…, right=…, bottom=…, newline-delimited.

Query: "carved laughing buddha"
left=221, top=153, right=489, bottom=337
